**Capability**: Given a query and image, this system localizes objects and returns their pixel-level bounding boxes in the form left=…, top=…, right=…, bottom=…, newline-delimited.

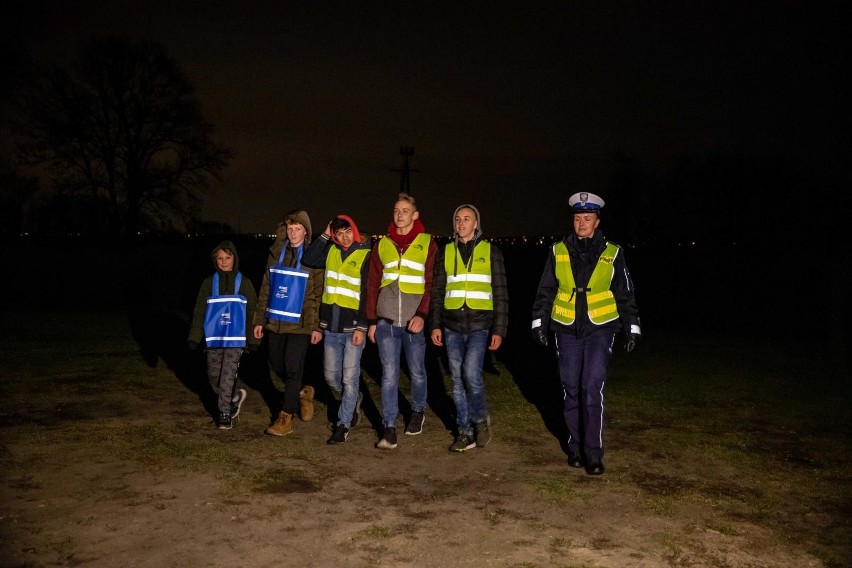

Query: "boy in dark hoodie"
left=366, top=193, right=438, bottom=449
left=253, top=210, right=324, bottom=437
left=302, top=214, right=371, bottom=444
left=188, top=241, right=259, bottom=429
left=429, top=204, right=508, bottom=451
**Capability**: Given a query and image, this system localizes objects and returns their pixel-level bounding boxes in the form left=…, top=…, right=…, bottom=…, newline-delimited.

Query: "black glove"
left=531, top=327, right=548, bottom=347
left=625, top=333, right=640, bottom=353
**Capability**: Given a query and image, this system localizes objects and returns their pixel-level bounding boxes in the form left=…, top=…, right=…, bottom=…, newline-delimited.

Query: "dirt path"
left=0, top=315, right=833, bottom=567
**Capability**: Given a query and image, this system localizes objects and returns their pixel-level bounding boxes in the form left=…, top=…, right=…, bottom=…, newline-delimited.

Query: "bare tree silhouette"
left=17, top=36, right=230, bottom=239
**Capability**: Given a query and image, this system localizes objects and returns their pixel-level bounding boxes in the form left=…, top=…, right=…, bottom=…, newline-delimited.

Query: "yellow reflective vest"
left=550, top=241, right=619, bottom=326
left=444, top=241, right=493, bottom=310
left=378, top=233, right=432, bottom=294
left=321, top=247, right=369, bottom=309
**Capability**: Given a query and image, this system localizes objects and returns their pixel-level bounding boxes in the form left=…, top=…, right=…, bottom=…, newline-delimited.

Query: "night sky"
left=2, top=1, right=845, bottom=237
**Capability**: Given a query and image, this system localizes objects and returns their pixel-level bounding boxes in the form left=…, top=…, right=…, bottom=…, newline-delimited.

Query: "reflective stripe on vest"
left=550, top=241, right=619, bottom=325
left=444, top=241, right=493, bottom=310
left=321, top=247, right=369, bottom=309
left=378, top=233, right=431, bottom=294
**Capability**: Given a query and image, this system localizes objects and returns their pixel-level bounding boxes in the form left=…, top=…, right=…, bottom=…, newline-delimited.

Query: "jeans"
left=323, top=330, right=365, bottom=427
left=445, top=328, right=489, bottom=436
left=554, top=327, right=615, bottom=459
left=375, top=319, right=428, bottom=427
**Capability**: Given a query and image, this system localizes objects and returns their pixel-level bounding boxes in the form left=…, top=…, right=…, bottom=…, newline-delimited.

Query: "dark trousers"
left=554, top=327, right=615, bottom=459
left=267, top=332, right=310, bottom=414
left=206, top=347, right=243, bottom=414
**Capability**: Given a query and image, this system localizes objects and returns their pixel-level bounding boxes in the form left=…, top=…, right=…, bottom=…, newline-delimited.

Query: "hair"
left=396, top=192, right=417, bottom=210
left=330, top=217, right=351, bottom=233
left=278, top=210, right=304, bottom=229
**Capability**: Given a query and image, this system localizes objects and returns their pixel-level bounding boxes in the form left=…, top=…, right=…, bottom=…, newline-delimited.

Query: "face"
left=287, top=222, right=306, bottom=246
left=334, top=227, right=354, bottom=248
left=454, top=208, right=478, bottom=242
left=215, top=250, right=235, bottom=272
left=573, top=212, right=600, bottom=238
left=392, top=200, right=419, bottom=232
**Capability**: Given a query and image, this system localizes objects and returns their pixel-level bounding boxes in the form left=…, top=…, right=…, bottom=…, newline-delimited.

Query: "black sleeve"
left=428, top=246, right=447, bottom=331
left=531, top=246, right=557, bottom=332
left=301, top=234, right=332, bottom=268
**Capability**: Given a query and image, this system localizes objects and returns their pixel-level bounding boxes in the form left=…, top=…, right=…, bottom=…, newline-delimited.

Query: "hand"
left=367, top=324, right=377, bottom=343
left=407, top=315, right=424, bottom=334
left=431, top=329, right=443, bottom=347
left=311, top=330, right=323, bottom=344
left=531, top=327, right=548, bottom=347
left=625, top=333, right=640, bottom=353
left=351, top=330, right=365, bottom=346
left=253, top=325, right=264, bottom=340
left=188, top=340, right=199, bottom=351
left=488, top=335, right=503, bottom=351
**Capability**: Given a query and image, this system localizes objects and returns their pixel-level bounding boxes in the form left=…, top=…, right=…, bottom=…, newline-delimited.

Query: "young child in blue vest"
left=188, top=241, right=259, bottom=429
left=302, top=214, right=372, bottom=444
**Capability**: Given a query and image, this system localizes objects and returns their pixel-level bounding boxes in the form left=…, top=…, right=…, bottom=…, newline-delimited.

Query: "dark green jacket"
left=188, top=240, right=260, bottom=349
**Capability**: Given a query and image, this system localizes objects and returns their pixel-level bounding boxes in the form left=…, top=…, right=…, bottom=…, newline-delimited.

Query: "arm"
left=301, top=233, right=332, bottom=269
left=241, top=278, right=261, bottom=349
left=490, top=245, right=509, bottom=340
left=428, top=246, right=447, bottom=346
left=531, top=247, right=558, bottom=333
left=612, top=247, right=641, bottom=337
left=187, top=277, right=212, bottom=346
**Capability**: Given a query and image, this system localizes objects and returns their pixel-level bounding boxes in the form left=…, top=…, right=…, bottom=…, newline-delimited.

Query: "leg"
left=216, top=347, right=242, bottom=414
left=444, top=329, right=472, bottom=436
left=338, top=333, right=366, bottom=427
left=402, top=327, right=428, bottom=413
left=323, top=331, right=346, bottom=399
left=375, top=320, right=403, bottom=428
left=461, top=329, right=489, bottom=425
left=580, top=328, right=615, bottom=460
left=555, top=331, right=584, bottom=456
left=282, top=333, right=310, bottom=415
left=266, top=332, right=287, bottom=413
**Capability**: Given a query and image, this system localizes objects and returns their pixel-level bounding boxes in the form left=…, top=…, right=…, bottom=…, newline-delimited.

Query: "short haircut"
left=330, top=217, right=351, bottom=233
left=396, top=192, right=417, bottom=211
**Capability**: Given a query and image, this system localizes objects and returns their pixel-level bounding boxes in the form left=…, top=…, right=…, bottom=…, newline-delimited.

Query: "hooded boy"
left=429, top=204, right=508, bottom=451
left=302, top=214, right=371, bottom=444
left=253, top=210, right=324, bottom=437
left=188, top=240, right=259, bottom=429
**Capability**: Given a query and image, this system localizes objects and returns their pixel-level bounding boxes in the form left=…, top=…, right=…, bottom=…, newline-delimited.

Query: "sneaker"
left=230, top=388, right=247, bottom=420
left=404, top=411, right=425, bottom=435
left=327, top=423, right=349, bottom=445
left=350, top=391, right=364, bottom=428
left=449, top=433, right=476, bottom=452
left=217, top=411, right=232, bottom=430
left=473, top=418, right=492, bottom=447
left=376, top=427, right=398, bottom=449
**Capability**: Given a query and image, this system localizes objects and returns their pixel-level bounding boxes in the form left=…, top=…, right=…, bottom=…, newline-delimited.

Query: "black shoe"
left=230, top=388, right=247, bottom=420
left=217, top=411, right=232, bottom=430
left=327, top=423, right=349, bottom=445
left=377, top=427, right=398, bottom=449
left=586, top=457, right=605, bottom=475
left=405, top=411, right=425, bottom=435
left=567, top=451, right=583, bottom=468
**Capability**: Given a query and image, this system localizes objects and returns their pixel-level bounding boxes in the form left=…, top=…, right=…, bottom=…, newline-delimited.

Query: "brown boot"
left=299, top=386, right=315, bottom=422
left=265, top=411, right=294, bottom=436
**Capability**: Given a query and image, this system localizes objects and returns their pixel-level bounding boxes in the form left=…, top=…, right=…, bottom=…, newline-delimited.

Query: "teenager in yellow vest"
left=429, top=204, right=508, bottom=452
left=302, top=214, right=371, bottom=444
left=531, top=192, right=641, bottom=475
left=366, top=192, right=438, bottom=449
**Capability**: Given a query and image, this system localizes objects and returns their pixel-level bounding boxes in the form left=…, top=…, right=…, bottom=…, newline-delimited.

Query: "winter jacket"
left=531, top=229, right=640, bottom=338
left=188, top=240, right=260, bottom=349
left=252, top=210, right=324, bottom=335
left=429, top=205, right=508, bottom=337
left=366, top=218, right=438, bottom=326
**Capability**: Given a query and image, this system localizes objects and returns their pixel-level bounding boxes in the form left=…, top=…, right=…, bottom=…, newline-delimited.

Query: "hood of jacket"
left=331, top=214, right=363, bottom=250
left=386, top=217, right=426, bottom=248
left=451, top=203, right=483, bottom=244
left=275, top=209, right=313, bottom=247
left=211, top=240, right=240, bottom=274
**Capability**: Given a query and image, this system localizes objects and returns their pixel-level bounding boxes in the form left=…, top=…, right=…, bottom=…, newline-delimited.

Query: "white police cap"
left=568, top=192, right=605, bottom=213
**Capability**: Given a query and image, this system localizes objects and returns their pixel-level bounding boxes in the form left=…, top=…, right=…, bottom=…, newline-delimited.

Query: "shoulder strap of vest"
left=212, top=272, right=219, bottom=296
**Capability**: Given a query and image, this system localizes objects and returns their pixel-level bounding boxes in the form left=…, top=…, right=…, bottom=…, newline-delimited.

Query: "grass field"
left=1, top=309, right=849, bottom=566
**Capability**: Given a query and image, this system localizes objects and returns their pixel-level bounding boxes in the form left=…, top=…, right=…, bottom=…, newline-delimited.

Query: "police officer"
left=531, top=192, right=641, bottom=475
